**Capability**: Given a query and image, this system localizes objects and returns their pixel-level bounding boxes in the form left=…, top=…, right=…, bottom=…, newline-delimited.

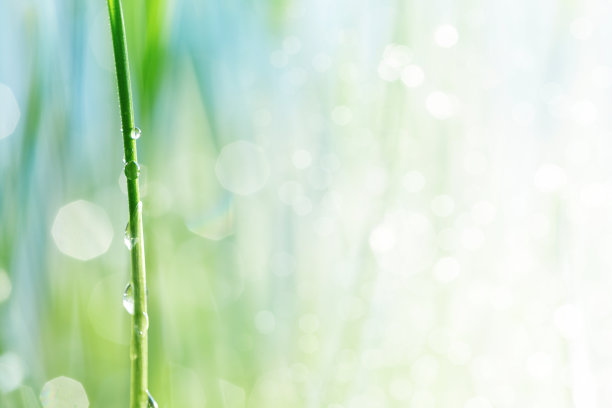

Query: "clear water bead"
left=131, top=127, right=142, bottom=140
left=136, top=312, right=149, bottom=336
left=124, top=221, right=138, bottom=250
left=122, top=283, right=134, bottom=315
left=124, top=160, right=140, bottom=180
left=147, top=390, right=158, bottom=408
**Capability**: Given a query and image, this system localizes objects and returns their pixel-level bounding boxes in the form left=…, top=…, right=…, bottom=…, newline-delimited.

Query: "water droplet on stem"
left=131, top=127, right=142, bottom=140
left=124, top=221, right=138, bottom=250
left=124, top=160, right=140, bottom=180
left=123, top=283, right=134, bottom=315
left=136, top=312, right=149, bottom=336
left=147, top=390, right=158, bottom=408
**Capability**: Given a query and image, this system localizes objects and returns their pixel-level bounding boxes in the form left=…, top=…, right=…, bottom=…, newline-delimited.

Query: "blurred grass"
left=3, top=0, right=612, bottom=407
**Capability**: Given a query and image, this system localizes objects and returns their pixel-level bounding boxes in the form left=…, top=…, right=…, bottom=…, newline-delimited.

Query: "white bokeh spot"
left=426, top=91, right=457, bottom=119
left=51, top=200, right=113, bottom=261
left=0, top=83, right=20, bottom=139
left=0, top=353, right=24, bottom=393
left=215, top=141, right=270, bottom=195
left=434, top=24, right=459, bottom=48
left=40, top=376, right=89, bottom=408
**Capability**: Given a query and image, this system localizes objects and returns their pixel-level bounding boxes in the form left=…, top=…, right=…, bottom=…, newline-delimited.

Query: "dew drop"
left=147, top=390, right=158, bottom=408
left=136, top=312, right=149, bottom=336
left=124, top=160, right=140, bottom=180
left=131, top=127, right=142, bottom=140
left=124, top=221, right=138, bottom=250
left=122, top=283, right=134, bottom=315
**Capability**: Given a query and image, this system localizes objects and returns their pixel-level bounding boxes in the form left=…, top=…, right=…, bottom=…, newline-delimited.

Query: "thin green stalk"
left=107, top=1, right=149, bottom=407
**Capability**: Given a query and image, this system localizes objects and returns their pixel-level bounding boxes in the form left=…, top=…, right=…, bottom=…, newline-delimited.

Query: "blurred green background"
left=2, top=0, right=612, bottom=407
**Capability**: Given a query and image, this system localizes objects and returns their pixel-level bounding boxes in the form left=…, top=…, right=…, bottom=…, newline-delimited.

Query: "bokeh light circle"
left=215, top=141, right=270, bottom=195
left=51, top=200, right=113, bottom=261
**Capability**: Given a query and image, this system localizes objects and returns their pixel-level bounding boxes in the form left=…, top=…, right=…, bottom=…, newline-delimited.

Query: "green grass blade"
left=107, top=0, right=149, bottom=407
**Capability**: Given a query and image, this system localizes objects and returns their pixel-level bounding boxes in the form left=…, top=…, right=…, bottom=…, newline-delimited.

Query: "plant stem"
left=107, top=1, right=149, bottom=407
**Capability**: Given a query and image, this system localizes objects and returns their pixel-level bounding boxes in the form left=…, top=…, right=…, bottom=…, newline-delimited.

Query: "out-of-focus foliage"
left=2, top=0, right=612, bottom=407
